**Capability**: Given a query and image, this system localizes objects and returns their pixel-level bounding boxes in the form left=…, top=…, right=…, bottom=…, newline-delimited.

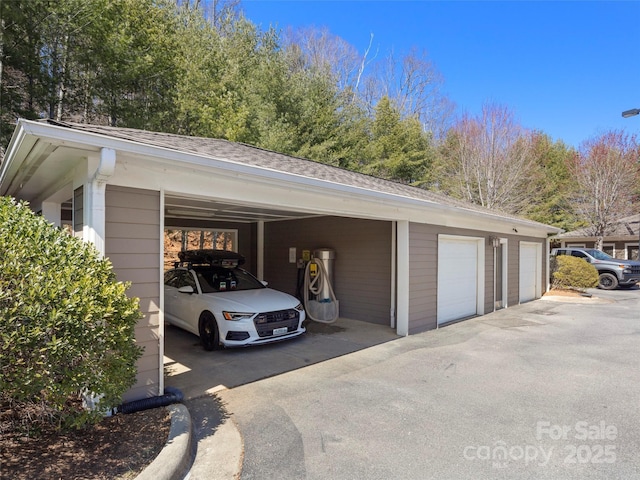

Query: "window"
left=164, top=228, right=238, bottom=271
left=602, top=244, right=615, bottom=257
left=626, top=243, right=639, bottom=261
left=164, top=270, right=197, bottom=290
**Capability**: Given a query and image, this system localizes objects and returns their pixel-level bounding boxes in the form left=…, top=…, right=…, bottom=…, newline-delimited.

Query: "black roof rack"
left=177, top=249, right=245, bottom=268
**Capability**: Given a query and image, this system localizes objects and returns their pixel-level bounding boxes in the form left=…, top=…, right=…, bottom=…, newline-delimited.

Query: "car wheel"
left=198, top=312, right=221, bottom=351
left=598, top=273, right=618, bottom=290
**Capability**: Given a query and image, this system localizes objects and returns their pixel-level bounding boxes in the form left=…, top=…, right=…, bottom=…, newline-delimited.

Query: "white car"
left=164, top=250, right=306, bottom=349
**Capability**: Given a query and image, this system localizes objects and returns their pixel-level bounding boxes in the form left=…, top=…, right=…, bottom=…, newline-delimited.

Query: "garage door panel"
left=519, top=243, right=539, bottom=303
left=437, top=237, right=479, bottom=325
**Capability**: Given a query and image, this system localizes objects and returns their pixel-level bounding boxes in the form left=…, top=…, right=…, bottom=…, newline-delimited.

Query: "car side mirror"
left=178, top=285, right=195, bottom=294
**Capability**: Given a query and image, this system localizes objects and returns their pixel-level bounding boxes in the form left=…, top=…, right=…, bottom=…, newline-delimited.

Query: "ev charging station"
left=300, top=248, right=340, bottom=323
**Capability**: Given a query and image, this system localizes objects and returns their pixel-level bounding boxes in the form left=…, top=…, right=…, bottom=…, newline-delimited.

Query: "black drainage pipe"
left=118, top=386, right=184, bottom=414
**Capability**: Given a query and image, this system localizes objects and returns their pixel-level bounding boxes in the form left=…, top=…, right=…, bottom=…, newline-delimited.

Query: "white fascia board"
left=0, top=122, right=30, bottom=195
left=112, top=152, right=559, bottom=237
left=17, top=120, right=561, bottom=237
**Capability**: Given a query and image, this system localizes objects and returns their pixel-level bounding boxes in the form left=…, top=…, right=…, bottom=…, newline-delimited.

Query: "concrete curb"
left=540, top=294, right=613, bottom=304
left=135, top=404, right=193, bottom=480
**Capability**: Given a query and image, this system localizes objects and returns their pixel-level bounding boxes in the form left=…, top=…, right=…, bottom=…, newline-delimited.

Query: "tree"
left=282, top=26, right=366, bottom=95
left=434, top=103, right=537, bottom=213
left=85, top=0, right=182, bottom=128
left=361, top=48, right=454, bottom=142
left=1, top=0, right=51, bottom=146
left=570, top=130, right=639, bottom=250
left=362, top=96, right=434, bottom=185
left=524, top=133, right=581, bottom=231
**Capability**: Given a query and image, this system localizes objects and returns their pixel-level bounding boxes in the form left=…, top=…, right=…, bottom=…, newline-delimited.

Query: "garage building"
left=0, top=120, right=562, bottom=401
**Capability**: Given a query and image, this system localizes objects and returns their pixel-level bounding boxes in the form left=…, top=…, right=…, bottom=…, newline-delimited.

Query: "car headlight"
left=294, top=303, right=305, bottom=312
left=222, top=311, right=254, bottom=321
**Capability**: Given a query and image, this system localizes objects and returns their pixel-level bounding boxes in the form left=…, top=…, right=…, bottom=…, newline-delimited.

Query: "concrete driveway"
left=214, top=288, right=640, bottom=479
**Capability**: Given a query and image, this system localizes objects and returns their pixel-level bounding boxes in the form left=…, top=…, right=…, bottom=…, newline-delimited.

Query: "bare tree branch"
left=570, top=131, right=639, bottom=249
left=445, top=102, right=537, bottom=213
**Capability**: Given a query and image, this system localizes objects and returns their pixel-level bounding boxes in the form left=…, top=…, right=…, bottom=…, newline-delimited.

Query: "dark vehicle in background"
left=550, top=247, right=640, bottom=290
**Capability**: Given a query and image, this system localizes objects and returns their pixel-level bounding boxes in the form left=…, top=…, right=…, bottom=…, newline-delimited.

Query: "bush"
left=0, top=197, right=143, bottom=429
left=551, top=255, right=599, bottom=290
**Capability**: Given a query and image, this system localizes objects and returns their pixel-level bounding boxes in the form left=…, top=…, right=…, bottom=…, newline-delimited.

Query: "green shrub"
left=0, top=197, right=143, bottom=429
left=551, top=255, right=599, bottom=290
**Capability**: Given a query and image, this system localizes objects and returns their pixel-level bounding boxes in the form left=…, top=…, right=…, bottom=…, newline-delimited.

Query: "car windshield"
left=194, top=266, right=265, bottom=293
left=584, top=249, right=613, bottom=261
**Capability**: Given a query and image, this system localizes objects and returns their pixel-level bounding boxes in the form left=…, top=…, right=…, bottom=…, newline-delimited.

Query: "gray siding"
left=264, top=217, right=392, bottom=325
left=408, top=223, right=438, bottom=333
left=105, top=185, right=161, bottom=402
left=407, top=224, right=547, bottom=334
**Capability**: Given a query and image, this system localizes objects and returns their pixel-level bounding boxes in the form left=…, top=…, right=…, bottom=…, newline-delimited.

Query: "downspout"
left=86, top=147, right=116, bottom=255
left=82, top=148, right=116, bottom=411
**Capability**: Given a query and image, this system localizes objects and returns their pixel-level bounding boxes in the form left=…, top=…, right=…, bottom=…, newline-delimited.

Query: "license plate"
left=273, top=327, right=288, bottom=335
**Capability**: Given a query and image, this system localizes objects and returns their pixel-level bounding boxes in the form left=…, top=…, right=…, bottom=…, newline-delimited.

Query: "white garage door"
left=437, top=237, right=479, bottom=325
left=519, top=242, right=539, bottom=303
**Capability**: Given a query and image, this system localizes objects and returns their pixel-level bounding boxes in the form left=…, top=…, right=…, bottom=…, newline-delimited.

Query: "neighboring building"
left=553, top=214, right=640, bottom=260
left=0, top=119, right=562, bottom=402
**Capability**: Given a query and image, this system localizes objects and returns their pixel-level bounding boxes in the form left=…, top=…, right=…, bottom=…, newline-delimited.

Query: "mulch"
left=0, top=406, right=171, bottom=480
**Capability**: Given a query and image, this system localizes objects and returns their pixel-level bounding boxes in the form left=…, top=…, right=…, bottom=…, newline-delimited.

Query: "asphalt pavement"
left=210, top=287, right=640, bottom=480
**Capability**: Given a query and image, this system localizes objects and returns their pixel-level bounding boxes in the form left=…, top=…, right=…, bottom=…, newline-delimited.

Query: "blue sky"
left=241, top=1, right=640, bottom=149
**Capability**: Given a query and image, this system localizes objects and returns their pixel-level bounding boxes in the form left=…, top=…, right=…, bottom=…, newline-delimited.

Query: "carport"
left=0, top=119, right=562, bottom=403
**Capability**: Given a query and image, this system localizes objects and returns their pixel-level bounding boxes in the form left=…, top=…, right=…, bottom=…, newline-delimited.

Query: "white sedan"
left=164, top=250, right=305, bottom=350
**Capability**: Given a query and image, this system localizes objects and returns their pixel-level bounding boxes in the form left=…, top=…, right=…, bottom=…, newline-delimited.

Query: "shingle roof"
left=556, top=214, right=640, bottom=238
left=47, top=120, right=558, bottom=230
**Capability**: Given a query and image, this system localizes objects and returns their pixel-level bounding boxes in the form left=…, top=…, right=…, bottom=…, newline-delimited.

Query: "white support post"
left=158, top=190, right=165, bottom=396
left=84, top=148, right=116, bottom=256
left=41, top=201, right=61, bottom=228
left=390, top=221, right=397, bottom=329
left=257, top=220, right=265, bottom=280
left=396, top=220, right=410, bottom=336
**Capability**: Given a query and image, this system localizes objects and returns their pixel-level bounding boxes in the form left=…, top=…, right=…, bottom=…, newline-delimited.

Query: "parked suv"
left=550, top=247, right=640, bottom=290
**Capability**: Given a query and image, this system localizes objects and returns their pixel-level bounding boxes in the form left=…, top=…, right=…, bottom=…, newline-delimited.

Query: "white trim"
left=545, top=236, right=551, bottom=293
left=82, top=148, right=116, bottom=256
left=437, top=234, right=485, bottom=326
left=624, top=242, right=640, bottom=261
left=519, top=241, right=542, bottom=303
left=500, top=238, right=508, bottom=308
left=396, top=221, right=409, bottom=336
left=390, top=222, right=397, bottom=329
left=5, top=119, right=561, bottom=237
left=602, top=242, right=615, bottom=257
left=566, top=243, right=586, bottom=248
left=41, top=200, right=61, bottom=228
left=159, top=190, right=165, bottom=396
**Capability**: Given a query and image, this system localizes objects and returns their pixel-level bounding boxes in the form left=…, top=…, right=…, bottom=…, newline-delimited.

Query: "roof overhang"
left=1, top=119, right=563, bottom=237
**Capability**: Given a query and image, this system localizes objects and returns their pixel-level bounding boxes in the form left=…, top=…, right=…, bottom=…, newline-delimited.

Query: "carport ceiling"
left=164, top=194, right=320, bottom=223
